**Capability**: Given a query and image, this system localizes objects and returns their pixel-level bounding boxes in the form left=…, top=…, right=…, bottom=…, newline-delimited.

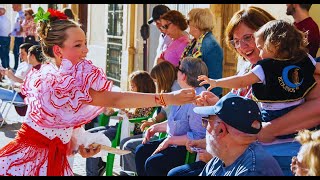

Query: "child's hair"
left=37, top=18, right=79, bottom=59
left=254, top=19, right=308, bottom=61
left=28, top=45, right=46, bottom=63
left=24, top=8, right=34, bottom=16
left=150, top=61, right=177, bottom=93
left=129, top=70, right=156, bottom=93
left=295, top=129, right=320, bottom=176
left=62, top=8, right=75, bottom=20
left=19, top=43, right=33, bottom=53
left=180, top=57, right=208, bottom=87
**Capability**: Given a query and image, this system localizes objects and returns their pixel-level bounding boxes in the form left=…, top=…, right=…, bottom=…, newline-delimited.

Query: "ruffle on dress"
left=21, top=59, right=113, bottom=128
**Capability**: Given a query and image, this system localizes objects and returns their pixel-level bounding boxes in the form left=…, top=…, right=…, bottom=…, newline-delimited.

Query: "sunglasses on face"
left=176, top=66, right=186, bottom=74
left=230, top=34, right=254, bottom=49
left=160, top=22, right=172, bottom=30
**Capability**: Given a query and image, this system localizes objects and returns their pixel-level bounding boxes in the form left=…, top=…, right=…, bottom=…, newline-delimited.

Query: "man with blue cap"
left=193, top=93, right=283, bottom=176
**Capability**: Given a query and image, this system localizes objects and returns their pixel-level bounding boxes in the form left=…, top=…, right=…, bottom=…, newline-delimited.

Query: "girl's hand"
left=78, top=144, right=101, bottom=158
left=198, top=75, right=216, bottom=91
left=168, top=88, right=196, bottom=105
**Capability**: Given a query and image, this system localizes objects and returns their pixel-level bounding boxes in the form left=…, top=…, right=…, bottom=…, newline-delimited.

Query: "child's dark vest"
left=252, top=56, right=316, bottom=102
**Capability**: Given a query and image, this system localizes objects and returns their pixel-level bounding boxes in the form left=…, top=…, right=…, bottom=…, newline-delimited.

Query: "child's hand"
left=78, top=144, right=101, bottom=158
left=198, top=75, right=216, bottom=91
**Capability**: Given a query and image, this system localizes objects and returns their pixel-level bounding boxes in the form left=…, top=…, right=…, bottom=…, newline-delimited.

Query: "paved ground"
left=0, top=106, right=122, bottom=176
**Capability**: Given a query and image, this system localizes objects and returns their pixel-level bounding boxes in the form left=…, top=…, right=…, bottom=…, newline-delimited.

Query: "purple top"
left=162, top=34, right=189, bottom=66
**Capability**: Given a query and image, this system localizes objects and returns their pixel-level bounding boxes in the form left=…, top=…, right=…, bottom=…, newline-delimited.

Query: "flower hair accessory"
left=34, top=7, right=68, bottom=23
left=34, top=7, right=68, bottom=40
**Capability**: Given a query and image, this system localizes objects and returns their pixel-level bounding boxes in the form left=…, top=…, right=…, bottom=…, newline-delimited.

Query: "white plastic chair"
left=0, top=85, right=26, bottom=127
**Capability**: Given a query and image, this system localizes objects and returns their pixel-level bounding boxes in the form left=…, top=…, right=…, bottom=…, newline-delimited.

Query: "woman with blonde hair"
left=182, top=8, right=223, bottom=97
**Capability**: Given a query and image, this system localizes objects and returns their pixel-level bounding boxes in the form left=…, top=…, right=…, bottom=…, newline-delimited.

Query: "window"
left=106, top=4, right=123, bottom=87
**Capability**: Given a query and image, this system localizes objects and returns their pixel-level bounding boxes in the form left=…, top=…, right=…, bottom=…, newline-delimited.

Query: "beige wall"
left=86, top=4, right=107, bottom=71
left=310, top=4, right=320, bottom=57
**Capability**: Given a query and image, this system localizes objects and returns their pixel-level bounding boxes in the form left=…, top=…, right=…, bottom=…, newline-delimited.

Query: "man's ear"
left=216, top=122, right=228, bottom=137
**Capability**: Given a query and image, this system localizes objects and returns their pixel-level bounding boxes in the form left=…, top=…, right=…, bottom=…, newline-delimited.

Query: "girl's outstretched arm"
left=198, top=72, right=260, bottom=91
left=87, top=88, right=196, bottom=108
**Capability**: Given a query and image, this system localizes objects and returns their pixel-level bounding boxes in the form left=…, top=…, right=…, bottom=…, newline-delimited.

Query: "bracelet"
left=154, top=94, right=160, bottom=106
left=159, top=92, right=167, bottom=107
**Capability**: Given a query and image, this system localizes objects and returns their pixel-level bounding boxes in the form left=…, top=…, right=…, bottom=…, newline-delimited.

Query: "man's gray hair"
left=180, top=57, right=208, bottom=87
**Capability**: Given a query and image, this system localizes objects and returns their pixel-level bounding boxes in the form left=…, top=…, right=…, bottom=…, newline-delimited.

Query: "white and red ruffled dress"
left=0, top=59, right=112, bottom=176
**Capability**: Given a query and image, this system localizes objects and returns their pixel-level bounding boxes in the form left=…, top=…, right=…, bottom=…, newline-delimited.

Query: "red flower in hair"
left=48, top=8, right=68, bottom=20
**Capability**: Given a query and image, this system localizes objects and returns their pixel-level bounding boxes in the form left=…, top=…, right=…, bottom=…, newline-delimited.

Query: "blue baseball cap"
left=194, top=93, right=262, bottom=134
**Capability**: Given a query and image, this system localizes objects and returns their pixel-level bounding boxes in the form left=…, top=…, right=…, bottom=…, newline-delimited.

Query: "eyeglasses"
left=201, top=117, right=211, bottom=128
left=230, top=34, right=254, bottom=49
left=160, top=22, right=172, bottom=30
left=176, top=66, right=186, bottom=74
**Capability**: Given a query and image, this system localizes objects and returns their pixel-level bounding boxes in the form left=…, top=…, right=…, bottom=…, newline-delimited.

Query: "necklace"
left=180, top=31, right=209, bottom=60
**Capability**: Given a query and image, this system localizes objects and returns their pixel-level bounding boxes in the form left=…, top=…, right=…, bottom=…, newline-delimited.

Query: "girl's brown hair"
left=129, top=70, right=156, bottom=93
left=150, top=61, right=177, bottom=93
left=254, top=20, right=308, bottom=60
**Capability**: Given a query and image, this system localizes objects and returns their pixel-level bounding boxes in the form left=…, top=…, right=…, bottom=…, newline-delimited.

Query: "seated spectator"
left=194, top=93, right=283, bottom=176
left=119, top=61, right=181, bottom=176
left=0, top=44, right=44, bottom=122
left=86, top=70, right=156, bottom=176
left=135, top=57, right=207, bottom=176
left=290, top=129, right=320, bottom=176
left=0, top=43, right=33, bottom=105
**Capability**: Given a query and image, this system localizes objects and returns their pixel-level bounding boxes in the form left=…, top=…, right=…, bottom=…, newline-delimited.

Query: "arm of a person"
left=258, top=75, right=320, bottom=142
left=199, top=72, right=260, bottom=91
left=215, top=72, right=260, bottom=89
left=140, top=111, right=167, bottom=131
left=315, top=62, right=320, bottom=75
left=5, top=69, right=23, bottom=83
left=87, top=88, right=196, bottom=108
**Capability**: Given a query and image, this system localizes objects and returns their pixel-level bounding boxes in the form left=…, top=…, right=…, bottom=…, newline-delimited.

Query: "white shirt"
left=10, top=10, right=24, bottom=37
left=14, top=61, right=32, bottom=80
